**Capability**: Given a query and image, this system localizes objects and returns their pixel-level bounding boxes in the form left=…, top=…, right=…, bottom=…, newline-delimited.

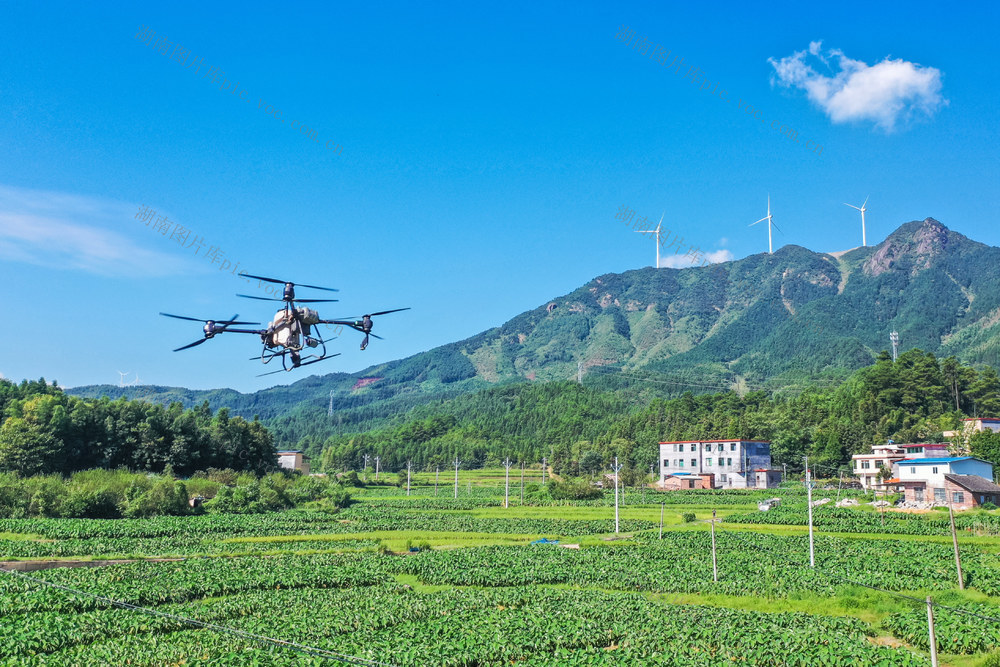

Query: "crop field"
left=2, top=477, right=999, bottom=666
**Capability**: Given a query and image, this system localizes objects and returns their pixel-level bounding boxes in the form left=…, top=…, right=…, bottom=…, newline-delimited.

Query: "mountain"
left=69, top=218, right=1000, bottom=443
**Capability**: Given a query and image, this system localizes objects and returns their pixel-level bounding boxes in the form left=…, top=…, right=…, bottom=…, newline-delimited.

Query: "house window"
left=932, top=467, right=938, bottom=474
left=730, top=443, right=737, bottom=451
left=910, top=467, right=916, bottom=474
left=706, top=444, right=712, bottom=452
left=706, top=458, right=713, bottom=466
left=727, top=458, right=733, bottom=467
left=691, top=458, right=697, bottom=467
left=953, top=492, right=965, bottom=503
left=679, top=460, right=684, bottom=467
left=720, top=474, right=727, bottom=483
left=912, top=447, right=923, bottom=453
left=914, top=488, right=924, bottom=502
left=663, top=459, right=669, bottom=467
left=861, top=461, right=870, bottom=469
left=691, top=444, right=698, bottom=452
left=934, top=488, right=946, bottom=502
left=679, top=444, right=685, bottom=452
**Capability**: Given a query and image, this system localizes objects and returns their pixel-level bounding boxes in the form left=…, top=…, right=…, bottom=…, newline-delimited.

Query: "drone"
left=160, top=273, right=408, bottom=377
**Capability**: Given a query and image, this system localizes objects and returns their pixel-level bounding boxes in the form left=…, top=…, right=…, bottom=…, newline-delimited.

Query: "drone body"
left=160, top=274, right=409, bottom=376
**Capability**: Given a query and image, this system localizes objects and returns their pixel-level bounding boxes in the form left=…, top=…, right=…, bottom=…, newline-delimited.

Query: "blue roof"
left=901, top=457, right=972, bottom=464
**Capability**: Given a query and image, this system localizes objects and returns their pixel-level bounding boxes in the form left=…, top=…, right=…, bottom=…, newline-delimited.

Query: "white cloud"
left=659, top=249, right=734, bottom=269
left=768, top=41, right=946, bottom=131
left=0, top=184, right=192, bottom=277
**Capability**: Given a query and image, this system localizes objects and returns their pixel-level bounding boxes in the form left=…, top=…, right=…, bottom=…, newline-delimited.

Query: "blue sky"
left=1, top=1, right=997, bottom=392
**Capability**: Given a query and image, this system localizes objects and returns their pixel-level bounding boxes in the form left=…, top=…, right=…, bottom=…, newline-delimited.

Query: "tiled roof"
left=944, top=474, right=1000, bottom=494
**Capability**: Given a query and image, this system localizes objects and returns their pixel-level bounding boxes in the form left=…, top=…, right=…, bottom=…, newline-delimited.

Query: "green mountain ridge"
left=68, top=218, right=1000, bottom=444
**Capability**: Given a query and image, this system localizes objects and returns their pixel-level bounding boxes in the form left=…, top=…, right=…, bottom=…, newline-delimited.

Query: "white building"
left=277, top=450, right=310, bottom=474
left=894, top=457, right=997, bottom=509
left=851, top=442, right=949, bottom=490
left=658, top=440, right=780, bottom=489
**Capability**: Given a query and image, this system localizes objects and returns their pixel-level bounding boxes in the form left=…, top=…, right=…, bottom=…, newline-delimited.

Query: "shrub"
left=682, top=512, right=697, bottom=523
left=981, top=501, right=998, bottom=511
left=549, top=477, right=603, bottom=500
left=125, top=480, right=190, bottom=518
left=60, top=489, right=121, bottom=519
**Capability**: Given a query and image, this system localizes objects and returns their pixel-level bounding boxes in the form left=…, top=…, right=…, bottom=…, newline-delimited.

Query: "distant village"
left=652, top=417, right=1000, bottom=511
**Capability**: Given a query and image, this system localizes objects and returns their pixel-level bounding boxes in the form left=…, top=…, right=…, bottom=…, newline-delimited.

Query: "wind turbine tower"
left=844, top=196, right=869, bottom=247
left=634, top=212, right=665, bottom=268
left=117, top=371, right=129, bottom=387
left=749, top=196, right=779, bottom=254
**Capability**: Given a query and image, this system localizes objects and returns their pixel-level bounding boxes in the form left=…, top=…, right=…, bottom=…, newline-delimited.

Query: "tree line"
left=0, top=378, right=276, bottom=476
left=310, top=350, right=1000, bottom=478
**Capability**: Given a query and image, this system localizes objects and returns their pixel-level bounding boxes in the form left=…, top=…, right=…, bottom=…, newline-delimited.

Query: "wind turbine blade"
left=862, top=195, right=869, bottom=208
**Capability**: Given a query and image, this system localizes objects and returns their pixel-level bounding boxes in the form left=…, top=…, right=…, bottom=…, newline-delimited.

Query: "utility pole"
left=577, top=360, right=583, bottom=384
left=782, top=463, right=787, bottom=483
left=612, top=457, right=623, bottom=534
left=375, top=456, right=380, bottom=482
left=949, top=506, right=965, bottom=589
left=926, top=597, right=939, bottom=667
left=435, top=466, right=439, bottom=496
left=362, top=453, right=370, bottom=483
left=503, top=458, right=513, bottom=508
left=805, top=456, right=815, bottom=568
left=542, top=457, right=547, bottom=485
left=520, top=461, right=525, bottom=504
left=711, top=509, right=718, bottom=583
left=406, top=461, right=412, bottom=496
left=453, top=458, right=460, bottom=499
left=659, top=502, right=664, bottom=539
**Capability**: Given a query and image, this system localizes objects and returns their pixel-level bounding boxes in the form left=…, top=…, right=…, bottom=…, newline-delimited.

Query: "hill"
left=69, top=218, right=1000, bottom=444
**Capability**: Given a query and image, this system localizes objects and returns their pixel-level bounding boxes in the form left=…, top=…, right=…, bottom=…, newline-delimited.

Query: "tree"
left=969, top=430, right=1000, bottom=468
left=579, top=451, right=603, bottom=476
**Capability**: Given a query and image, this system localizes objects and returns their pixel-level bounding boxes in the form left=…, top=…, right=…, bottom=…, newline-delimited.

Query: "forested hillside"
left=68, top=218, right=1000, bottom=449
left=0, top=379, right=275, bottom=476
left=311, top=350, right=1000, bottom=479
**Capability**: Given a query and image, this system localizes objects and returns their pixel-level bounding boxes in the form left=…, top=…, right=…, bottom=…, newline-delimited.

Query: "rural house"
left=658, top=440, right=781, bottom=489
left=277, top=450, right=310, bottom=474
left=851, top=442, right=949, bottom=490
left=893, top=457, right=997, bottom=509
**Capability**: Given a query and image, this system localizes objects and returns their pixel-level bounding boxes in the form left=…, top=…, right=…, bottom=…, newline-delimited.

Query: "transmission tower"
left=889, top=331, right=900, bottom=362
left=328, top=390, right=334, bottom=417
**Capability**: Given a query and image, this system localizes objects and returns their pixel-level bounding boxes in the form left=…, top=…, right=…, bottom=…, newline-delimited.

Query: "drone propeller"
left=236, top=294, right=286, bottom=302
left=236, top=294, right=337, bottom=304
left=174, top=338, right=210, bottom=352
left=161, top=313, right=260, bottom=352
left=239, top=273, right=339, bottom=292
left=160, top=313, right=259, bottom=325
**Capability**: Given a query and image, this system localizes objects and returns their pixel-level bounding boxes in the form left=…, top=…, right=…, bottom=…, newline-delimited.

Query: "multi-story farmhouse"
left=658, top=440, right=782, bottom=489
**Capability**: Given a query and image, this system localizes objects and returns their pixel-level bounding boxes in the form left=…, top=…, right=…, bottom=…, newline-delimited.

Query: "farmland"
left=2, top=476, right=1000, bottom=666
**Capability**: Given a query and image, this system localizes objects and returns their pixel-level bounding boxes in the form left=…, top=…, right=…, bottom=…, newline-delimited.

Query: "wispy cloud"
left=768, top=41, right=946, bottom=132
left=659, top=249, right=734, bottom=269
left=0, top=184, right=190, bottom=277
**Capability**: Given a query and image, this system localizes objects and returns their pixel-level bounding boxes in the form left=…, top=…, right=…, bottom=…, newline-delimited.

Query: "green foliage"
left=682, top=512, right=696, bottom=523
left=0, top=379, right=275, bottom=476
left=548, top=477, right=603, bottom=500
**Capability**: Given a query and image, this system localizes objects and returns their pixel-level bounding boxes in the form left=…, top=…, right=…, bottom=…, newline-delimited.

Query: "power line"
left=3, top=569, right=395, bottom=666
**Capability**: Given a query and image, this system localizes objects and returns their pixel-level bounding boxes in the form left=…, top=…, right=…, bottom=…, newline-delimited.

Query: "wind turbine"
left=844, top=196, right=869, bottom=247
left=634, top=211, right=665, bottom=268
left=749, top=196, right=780, bottom=254
left=117, top=371, right=129, bottom=387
